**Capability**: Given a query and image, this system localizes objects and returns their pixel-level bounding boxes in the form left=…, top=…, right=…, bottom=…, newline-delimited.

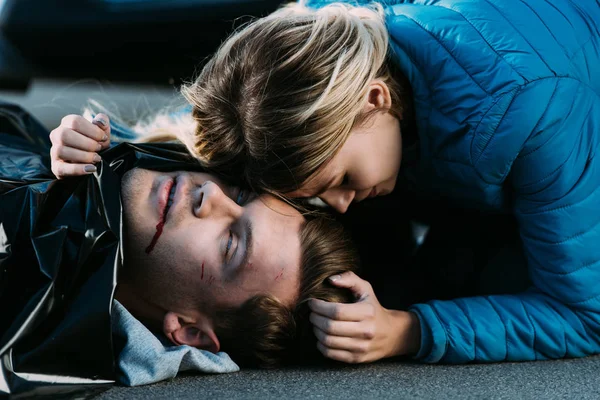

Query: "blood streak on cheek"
left=145, top=217, right=165, bottom=254
left=201, top=262, right=205, bottom=280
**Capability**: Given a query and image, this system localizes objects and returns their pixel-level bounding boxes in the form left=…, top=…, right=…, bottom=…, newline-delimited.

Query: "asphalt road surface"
left=97, top=355, right=600, bottom=400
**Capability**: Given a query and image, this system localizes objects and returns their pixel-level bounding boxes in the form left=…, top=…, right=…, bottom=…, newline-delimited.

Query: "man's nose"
left=193, top=181, right=243, bottom=219
left=319, top=188, right=355, bottom=213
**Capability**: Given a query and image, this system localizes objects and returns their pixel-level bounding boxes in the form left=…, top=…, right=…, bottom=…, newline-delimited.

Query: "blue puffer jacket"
left=306, top=0, right=600, bottom=363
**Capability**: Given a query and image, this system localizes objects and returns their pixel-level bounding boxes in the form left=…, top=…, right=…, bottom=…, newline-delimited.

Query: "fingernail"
left=92, top=117, right=107, bottom=128
left=101, top=134, right=108, bottom=142
left=84, top=165, right=97, bottom=173
left=97, top=143, right=102, bottom=151
left=329, top=275, right=341, bottom=282
left=93, top=154, right=101, bottom=163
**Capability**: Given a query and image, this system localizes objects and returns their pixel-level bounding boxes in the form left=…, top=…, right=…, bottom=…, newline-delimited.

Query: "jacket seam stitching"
left=569, top=289, right=600, bottom=306
left=472, top=89, right=520, bottom=166
left=428, top=304, right=451, bottom=362
left=520, top=209, right=600, bottom=246
left=468, top=88, right=515, bottom=166
left=517, top=155, right=598, bottom=214
left=568, top=35, right=595, bottom=65
left=516, top=80, right=560, bottom=159
left=516, top=103, right=594, bottom=191
left=543, top=299, right=569, bottom=357
left=484, top=297, right=509, bottom=361
left=483, top=0, right=555, bottom=75
left=533, top=256, right=600, bottom=277
left=541, top=0, right=576, bottom=36
left=477, top=76, right=595, bottom=185
left=405, top=17, right=491, bottom=96
left=441, top=4, right=525, bottom=81
left=455, top=300, right=477, bottom=361
left=519, top=298, right=539, bottom=361
left=517, top=0, right=571, bottom=59
left=516, top=129, right=579, bottom=189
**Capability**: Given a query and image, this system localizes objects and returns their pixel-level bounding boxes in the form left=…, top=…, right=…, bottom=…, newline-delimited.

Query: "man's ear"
left=363, top=79, right=392, bottom=112
left=162, top=311, right=220, bottom=353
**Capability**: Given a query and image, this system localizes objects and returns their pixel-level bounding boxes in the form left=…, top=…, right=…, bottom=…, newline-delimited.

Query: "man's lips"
left=159, top=175, right=193, bottom=225
left=146, top=176, right=177, bottom=255
left=158, top=177, right=176, bottom=222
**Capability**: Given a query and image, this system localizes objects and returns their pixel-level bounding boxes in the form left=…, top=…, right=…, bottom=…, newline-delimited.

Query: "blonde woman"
left=175, top=0, right=600, bottom=366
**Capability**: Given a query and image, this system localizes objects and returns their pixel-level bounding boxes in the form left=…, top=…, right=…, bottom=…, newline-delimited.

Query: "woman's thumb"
left=92, top=113, right=111, bottom=148
left=328, top=271, right=371, bottom=298
left=92, top=113, right=111, bottom=134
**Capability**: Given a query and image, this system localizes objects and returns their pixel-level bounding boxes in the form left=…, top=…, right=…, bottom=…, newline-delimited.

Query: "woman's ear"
left=363, top=80, right=392, bottom=111
left=163, top=311, right=221, bottom=353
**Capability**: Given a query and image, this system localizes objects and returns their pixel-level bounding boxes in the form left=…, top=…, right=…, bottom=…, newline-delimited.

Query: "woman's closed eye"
left=341, top=173, right=349, bottom=186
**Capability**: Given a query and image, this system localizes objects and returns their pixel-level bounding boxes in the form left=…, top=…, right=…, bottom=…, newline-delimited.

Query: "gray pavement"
left=0, top=78, right=179, bottom=130
left=97, top=356, right=600, bottom=399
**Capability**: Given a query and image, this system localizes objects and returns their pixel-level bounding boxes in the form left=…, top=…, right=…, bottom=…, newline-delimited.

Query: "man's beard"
left=119, top=169, right=193, bottom=309
left=120, top=169, right=157, bottom=288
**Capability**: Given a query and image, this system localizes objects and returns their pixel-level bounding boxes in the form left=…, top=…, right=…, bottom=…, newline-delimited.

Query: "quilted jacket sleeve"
left=410, top=77, right=600, bottom=363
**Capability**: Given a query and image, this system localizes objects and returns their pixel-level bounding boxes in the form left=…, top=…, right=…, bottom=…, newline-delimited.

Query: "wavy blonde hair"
left=82, top=98, right=197, bottom=147
left=179, top=1, right=407, bottom=193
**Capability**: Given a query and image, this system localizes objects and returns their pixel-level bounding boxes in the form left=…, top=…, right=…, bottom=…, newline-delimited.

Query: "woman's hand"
left=309, top=271, right=421, bottom=364
left=50, top=113, right=111, bottom=178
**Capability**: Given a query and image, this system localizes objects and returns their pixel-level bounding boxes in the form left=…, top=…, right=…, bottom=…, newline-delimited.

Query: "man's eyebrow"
left=235, top=219, right=253, bottom=275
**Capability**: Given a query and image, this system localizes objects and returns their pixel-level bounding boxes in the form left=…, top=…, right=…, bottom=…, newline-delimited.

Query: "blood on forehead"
left=274, top=268, right=284, bottom=282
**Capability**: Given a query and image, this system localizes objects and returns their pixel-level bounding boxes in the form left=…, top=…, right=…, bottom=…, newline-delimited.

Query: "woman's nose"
left=193, top=181, right=243, bottom=219
left=319, top=188, right=355, bottom=213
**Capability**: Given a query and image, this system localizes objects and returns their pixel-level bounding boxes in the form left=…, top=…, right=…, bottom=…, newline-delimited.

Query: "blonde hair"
left=82, top=98, right=198, bottom=148
left=180, top=1, right=407, bottom=193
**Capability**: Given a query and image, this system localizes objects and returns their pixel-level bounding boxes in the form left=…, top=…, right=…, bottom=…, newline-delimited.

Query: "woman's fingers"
left=315, top=342, right=369, bottom=364
left=309, top=298, right=375, bottom=321
left=49, top=128, right=101, bottom=165
left=49, top=114, right=111, bottom=179
left=51, top=160, right=96, bottom=179
left=51, top=128, right=103, bottom=153
left=327, top=271, right=374, bottom=300
left=309, top=272, right=408, bottom=364
left=91, top=113, right=111, bottom=150
left=61, top=114, right=108, bottom=143
left=313, top=326, right=372, bottom=352
left=309, top=313, right=375, bottom=339
left=53, top=144, right=101, bottom=164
